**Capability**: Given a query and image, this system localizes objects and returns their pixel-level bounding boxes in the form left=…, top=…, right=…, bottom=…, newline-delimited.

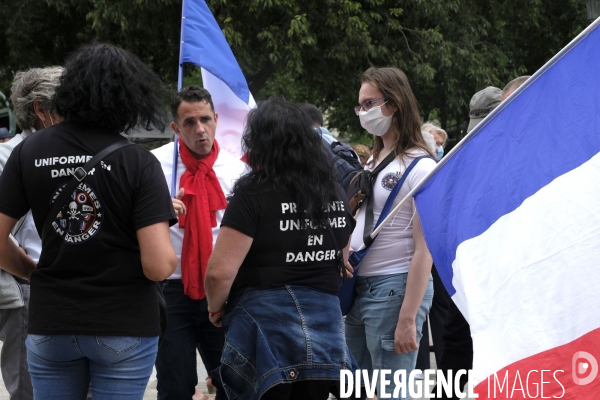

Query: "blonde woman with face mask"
left=347, top=67, right=436, bottom=400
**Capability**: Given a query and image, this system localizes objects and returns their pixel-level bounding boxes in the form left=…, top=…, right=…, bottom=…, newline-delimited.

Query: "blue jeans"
left=219, top=286, right=360, bottom=400
left=345, top=273, right=434, bottom=400
left=155, top=279, right=225, bottom=400
left=25, top=334, right=158, bottom=400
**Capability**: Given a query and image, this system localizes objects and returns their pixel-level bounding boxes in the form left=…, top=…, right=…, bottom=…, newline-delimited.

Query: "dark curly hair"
left=295, top=103, right=323, bottom=127
left=52, top=43, right=168, bottom=133
left=232, top=97, right=338, bottom=227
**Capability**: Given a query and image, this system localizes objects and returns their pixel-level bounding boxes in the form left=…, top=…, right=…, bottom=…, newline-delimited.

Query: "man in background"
left=435, top=78, right=529, bottom=398
left=502, top=76, right=531, bottom=101
left=152, top=86, right=246, bottom=400
left=467, top=86, right=502, bottom=133
left=296, top=103, right=363, bottom=191
left=0, top=66, right=63, bottom=400
left=0, top=128, right=12, bottom=143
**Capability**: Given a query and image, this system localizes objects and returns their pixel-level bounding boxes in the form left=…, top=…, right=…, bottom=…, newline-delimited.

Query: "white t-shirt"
left=152, top=142, right=247, bottom=280
left=0, top=130, right=42, bottom=263
left=350, top=149, right=435, bottom=276
left=14, top=212, right=41, bottom=263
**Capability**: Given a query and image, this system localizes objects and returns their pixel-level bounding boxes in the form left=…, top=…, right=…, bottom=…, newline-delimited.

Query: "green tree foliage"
left=209, top=0, right=587, bottom=143
left=0, top=0, right=181, bottom=92
left=0, top=0, right=588, bottom=143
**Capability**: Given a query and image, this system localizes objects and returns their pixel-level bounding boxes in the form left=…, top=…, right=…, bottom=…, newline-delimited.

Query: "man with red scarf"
left=152, top=86, right=246, bottom=400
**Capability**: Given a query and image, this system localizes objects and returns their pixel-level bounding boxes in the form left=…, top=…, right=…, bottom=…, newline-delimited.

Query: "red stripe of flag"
left=474, top=327, right=600, bottom=399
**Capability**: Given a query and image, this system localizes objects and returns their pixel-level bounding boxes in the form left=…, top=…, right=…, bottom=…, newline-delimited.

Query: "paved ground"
left=0, top=342, right=472, bottom=399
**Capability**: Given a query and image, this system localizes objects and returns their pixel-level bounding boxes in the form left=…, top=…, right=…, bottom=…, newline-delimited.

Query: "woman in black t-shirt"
left=0, top=44, right=177, bottom=399
left=205, top=98, right=361, bottom=400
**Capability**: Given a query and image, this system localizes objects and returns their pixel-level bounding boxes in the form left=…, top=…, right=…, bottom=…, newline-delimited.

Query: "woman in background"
left=421, top=121, right=448, bottom=161
left=352, top=144, right=372, bottom=166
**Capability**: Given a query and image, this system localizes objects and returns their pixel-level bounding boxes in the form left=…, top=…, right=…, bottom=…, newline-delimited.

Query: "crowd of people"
left=0, top=42, right=529, bottom=400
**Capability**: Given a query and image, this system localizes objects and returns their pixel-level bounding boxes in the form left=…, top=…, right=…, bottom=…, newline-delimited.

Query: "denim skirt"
left=217, top=285, right=360, bottom=400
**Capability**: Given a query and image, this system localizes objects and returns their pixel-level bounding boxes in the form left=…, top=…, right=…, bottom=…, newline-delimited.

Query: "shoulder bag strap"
left=362, top=156, right=429, bottom=248
left=171, top=137, right=179, bottom=198
left=326, top=226, right=348, bottom=283
left=41, top=140, right=135, bottom=243
left=361, top=151, right=397, bottom=240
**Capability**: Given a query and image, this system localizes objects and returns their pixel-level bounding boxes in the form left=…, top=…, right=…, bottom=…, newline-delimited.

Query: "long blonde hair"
left=361, top=67, right=432, bottom=167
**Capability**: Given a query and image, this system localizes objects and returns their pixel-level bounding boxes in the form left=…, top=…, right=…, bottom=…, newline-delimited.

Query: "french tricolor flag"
left=414, top=20, right=600, bottom=399
left=178, top=0, right=255, bottom=159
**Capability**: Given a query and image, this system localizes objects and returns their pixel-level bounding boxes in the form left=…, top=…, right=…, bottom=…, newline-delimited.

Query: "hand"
left=342, top=248, right=355, bottom=279
left=172, top=188, right=186, bottom=217
left=208, top=305, right=225, bottom=327
left=209, top=312, right=223, bottom=327
left=341, top=259, right=354, bottom=279
left=394, top=318, right=418, bottom=354
left=192, top=389, right=210, bottom=400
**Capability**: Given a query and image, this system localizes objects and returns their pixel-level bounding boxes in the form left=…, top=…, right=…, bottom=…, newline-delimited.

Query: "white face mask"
left=358, top=104, right=394, bottom=136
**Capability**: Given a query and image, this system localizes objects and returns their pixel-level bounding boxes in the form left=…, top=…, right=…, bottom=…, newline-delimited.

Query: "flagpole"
left=171, top=0, right=187, bottom=198
left=177, top=0, right=187, bottom=91
left=356, top=17, right=600, bottom=251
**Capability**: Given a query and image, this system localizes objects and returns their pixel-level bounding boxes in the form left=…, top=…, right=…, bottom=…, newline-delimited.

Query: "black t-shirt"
left=221, top=182, right=355, bottom=295
left=0, top=122, right=176, bottom=336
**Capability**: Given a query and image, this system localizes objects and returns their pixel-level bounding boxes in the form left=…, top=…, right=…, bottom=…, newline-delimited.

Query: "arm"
left=0, top=213, right=36, bottom=279
left=394, top=208, right=433, bottom=354
left=137, top=221, right=178, bottom=281
left=205, top=226, right=253, bottom=326
left=172, top=188, right=186, bottom=217
left=343, top=236, right=355, bottom=279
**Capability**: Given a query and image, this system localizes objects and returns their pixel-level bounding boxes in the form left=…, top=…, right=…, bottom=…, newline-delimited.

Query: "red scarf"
left=178, top=138, right=227, bottom=300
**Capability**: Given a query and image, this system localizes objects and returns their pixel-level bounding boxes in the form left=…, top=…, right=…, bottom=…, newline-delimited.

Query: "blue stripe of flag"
left=180, top=0, right=250, bottom=104
left=414, top=25, right=600, bottom=296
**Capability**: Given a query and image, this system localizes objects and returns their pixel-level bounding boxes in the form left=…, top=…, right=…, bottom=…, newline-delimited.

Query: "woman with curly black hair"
left=205, top=97, right=361, bottom=400
left=0, top=43, right=178, bottom=399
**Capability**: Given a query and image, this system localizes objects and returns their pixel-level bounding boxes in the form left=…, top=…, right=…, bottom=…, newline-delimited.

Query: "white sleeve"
left=407, top=157, right=436, bottom=190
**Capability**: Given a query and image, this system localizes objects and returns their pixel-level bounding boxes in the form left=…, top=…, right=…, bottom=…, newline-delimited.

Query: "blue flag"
left=180, top=0, right=250, bottom=104
left=178, top=0, right=255, bottom=159
left=413, top=21, right=600, bottom=397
